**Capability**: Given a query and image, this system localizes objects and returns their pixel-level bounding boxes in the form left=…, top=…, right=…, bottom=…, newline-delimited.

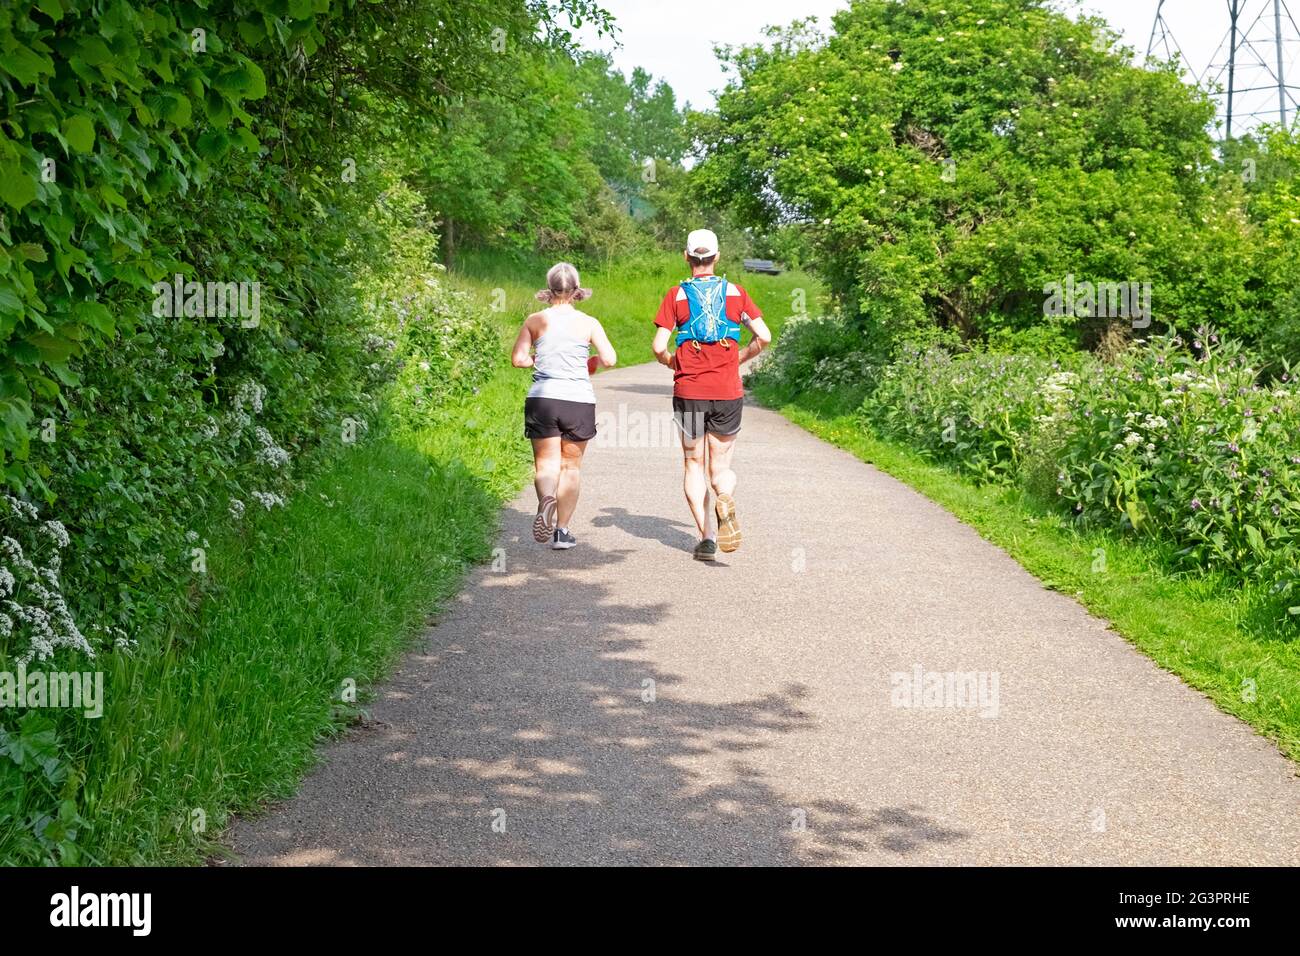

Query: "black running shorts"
left=524, top=397, right=597, bottom=442
left=672, top=396, right=743, bottom=440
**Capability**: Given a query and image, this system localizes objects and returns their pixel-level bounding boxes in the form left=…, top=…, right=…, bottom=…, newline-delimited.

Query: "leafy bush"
left=1053, top=332, right=1300, bottom=603
left=0, top=0, right=293, bottom=485
left=860, top=345, right=1065, bottom=482
left=747, top=312, right=883, bottom=407
left=818, top=326, right=1300, bottom=615
left=349, top=175, right=499, bottom=429
left=695, top=0, right=1270, bottom=352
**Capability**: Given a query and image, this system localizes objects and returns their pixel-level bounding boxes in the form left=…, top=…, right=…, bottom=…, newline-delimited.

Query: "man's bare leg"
left=707, top=431, right=741, bottom=552
left=706, top=431, right=738, bottom=497
left=681, top=432, right=715, bottom=540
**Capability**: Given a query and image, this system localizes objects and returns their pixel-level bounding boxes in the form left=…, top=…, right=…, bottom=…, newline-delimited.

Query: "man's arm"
left=651, top=289, right=680, bottom=368
left=738, top=315, right=771, bottom=366
left=652, top=326, right=675, bottom=367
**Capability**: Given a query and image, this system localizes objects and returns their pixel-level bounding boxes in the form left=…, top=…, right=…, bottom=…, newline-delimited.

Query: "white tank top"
left=527, top=307, right=596, bottom=404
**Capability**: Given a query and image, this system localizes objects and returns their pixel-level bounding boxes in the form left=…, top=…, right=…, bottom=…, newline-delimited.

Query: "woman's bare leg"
left=556, top=439, right=588, bottom=527
left=532, top=437, right=561, bottom=501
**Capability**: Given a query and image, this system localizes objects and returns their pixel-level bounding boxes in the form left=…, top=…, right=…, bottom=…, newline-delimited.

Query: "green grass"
left=62, top=361, right=532, bottom=864
left=449, top=247, right=822, bottom=361
left=754, top=386, right=1300, bottom=767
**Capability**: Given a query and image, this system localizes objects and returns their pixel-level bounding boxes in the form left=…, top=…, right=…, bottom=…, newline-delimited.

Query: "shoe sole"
left=551, top=540, right=576, bottom=551
left=714, top=494, right=742, bottom=553
left=534, top=496, right=557, bottom=542
left=693, top=549, right=717, bottom=561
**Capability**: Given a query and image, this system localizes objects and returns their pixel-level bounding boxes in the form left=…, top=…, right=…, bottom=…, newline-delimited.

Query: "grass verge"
left=66, top=360, right=531, bottom=865
left=754, top=386, right=1300, bottom=768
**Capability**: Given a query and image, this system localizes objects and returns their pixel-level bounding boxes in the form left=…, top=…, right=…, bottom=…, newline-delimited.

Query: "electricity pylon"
left=1148, top=0, right=1300, bottom=137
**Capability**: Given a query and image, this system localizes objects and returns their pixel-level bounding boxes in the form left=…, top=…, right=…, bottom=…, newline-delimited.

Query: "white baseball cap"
left=685, top=228, right=719, bottom=258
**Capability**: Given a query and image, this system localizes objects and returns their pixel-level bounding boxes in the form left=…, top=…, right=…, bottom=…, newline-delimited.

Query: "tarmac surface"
left=228, top=361, right=1300, bottom=865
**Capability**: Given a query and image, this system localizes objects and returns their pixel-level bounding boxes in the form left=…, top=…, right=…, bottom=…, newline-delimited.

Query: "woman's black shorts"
left=524, top=397, right=597, bottom=442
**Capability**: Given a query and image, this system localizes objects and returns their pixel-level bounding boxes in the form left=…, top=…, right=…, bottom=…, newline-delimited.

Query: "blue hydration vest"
left=676, top=276, right=741, bottom=347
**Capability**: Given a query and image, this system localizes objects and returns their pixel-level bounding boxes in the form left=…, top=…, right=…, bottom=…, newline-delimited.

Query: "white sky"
left=578, top=1, right=1300, bottom=130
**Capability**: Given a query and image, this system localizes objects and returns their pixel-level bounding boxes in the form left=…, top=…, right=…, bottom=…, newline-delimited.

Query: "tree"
left=694, top=0, right=1247, bottom=352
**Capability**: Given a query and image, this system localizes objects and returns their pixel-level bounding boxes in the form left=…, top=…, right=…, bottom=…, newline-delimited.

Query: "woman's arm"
left=590, top=320, right=617, bottom=368
left=511, top=315, right=537, bottom=368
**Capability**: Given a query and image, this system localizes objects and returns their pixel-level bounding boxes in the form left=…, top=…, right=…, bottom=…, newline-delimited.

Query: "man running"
left=652, top=229, right=771, bottom=561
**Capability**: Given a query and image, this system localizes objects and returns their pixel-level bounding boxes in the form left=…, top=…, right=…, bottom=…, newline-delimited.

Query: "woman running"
left=512, top=262, right=617, bottom=549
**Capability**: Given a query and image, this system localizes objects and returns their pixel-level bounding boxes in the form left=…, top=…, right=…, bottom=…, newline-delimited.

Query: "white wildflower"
left=235, top=380, right=266, bottom=414
left=4, top=495, right=38, bottom=521
left=254, top=427, right=291, bottom=469
left=251, top=491, right=285, bottom=510
left=41, top=520, right=70, bottom=549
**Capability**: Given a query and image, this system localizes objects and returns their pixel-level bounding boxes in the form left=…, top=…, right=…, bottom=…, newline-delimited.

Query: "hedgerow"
left=0, top=0, right=586, bottom=863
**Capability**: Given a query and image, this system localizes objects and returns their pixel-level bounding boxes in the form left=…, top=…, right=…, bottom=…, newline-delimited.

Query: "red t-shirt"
left=654, top=279, right=763, bottom=400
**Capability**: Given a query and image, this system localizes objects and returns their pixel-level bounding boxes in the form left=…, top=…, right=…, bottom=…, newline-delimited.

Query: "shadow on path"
left=601, top=382, right=673, bottom=397
left=590, top=506, right=697, bottom=552
left=234, top=533, right=968, bottom=865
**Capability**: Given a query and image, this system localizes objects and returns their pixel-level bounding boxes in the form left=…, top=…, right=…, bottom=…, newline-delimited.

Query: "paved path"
left=229, top=361, right=1300, bottom=865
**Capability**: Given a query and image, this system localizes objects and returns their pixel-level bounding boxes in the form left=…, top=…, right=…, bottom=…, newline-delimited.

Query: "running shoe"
left=714, top=493, right=742, bottom=553
left=551, top=528, right=576, bottom=550
left=533, top=495, right=557, bottom=542
left=693, top=538, right=718, bottom=561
